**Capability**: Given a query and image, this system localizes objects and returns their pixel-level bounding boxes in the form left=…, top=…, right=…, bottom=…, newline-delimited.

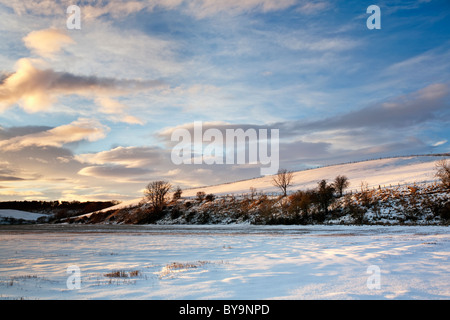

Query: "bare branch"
left=144, top=181, right=172, bottom=211
left=272, top=169, right=294, bottom=196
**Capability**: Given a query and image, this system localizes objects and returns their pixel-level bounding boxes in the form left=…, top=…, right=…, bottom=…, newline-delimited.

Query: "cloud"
left=274, top=31, right=360, bottom=52
left=0, top=118, right=109, bottom=151
left=77, top=165, right=152, bottom=178
left=0, top=58, right=165, bottom=113
left=95, top=96, right=144, bottom=125
left=23, top=28, right=75, bottom=58
left=186, top=0, right=297, bottom=18
left=296, top=1, right=329, bottom=14
left=0, top=169, right=24, bottom=181
left=0, top=190, right=43, bottom=197
left=0, top=176, right=23, bottom=181
left=0, top=0, right=66, bottom=16
left=76, top=146, right=165, bottom=180
left=280, top=139, right=331, bottom=159
left=76, top=146, right=164, bottom=168
left=1, top=0, right=298, bottom=20
left=82, top=0, right=186, bottom=20
left=0, top=125, right=52, bottom=140
left=432, top=140, right=447, bottom=147
left=74, top=142, right=264, bottom=186
left=279, top=83, right=450, bottom=135
left=156, top=83, right=450, bottom=172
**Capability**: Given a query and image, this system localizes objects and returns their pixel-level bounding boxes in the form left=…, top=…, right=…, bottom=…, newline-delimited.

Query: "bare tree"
left=435, top=159, right=450, bottom=188
left=333, top=175, right=350, bottom=197
left=249, top=187, right=257, bottom=201
left=272, top=169, right=294, bottom=197
left=144, top=181, right=172, bottom=212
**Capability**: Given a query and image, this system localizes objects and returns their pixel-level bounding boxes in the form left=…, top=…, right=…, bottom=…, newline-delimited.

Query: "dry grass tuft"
left=104, top=270, right=141, bottom=278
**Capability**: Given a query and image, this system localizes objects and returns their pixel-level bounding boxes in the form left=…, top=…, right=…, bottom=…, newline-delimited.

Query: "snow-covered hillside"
left=70, top=155, right=449, bottom=226
left=0, top=209, right=49, bottom=224
left=100, top=155, right=445, bottom=213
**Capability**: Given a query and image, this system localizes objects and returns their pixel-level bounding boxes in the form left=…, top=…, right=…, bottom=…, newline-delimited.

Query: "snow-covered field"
left=0, top=209, right=49, bottom=225
left=0, top=210, right=47, bottom=222
left=0, top=224, right=448, bottom=300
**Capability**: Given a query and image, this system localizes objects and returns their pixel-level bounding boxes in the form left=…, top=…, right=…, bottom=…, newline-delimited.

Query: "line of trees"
left=272, top=169, right=350, bottom=199
left=141, top=170, right=350, bottom=220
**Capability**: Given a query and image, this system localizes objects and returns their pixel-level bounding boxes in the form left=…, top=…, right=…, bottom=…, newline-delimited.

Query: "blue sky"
left=0, top=0, right=449, bottom=201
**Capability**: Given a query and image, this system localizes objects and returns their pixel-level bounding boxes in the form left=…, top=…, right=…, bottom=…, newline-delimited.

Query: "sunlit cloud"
left=433, top=140, right=447, bottom=147
left=23, top=28, right=75, bottom=59
left=95, top=96, right=145, bottom=125
left=0, top=57, right=165, bottom=113
left=0, top=118, right=109, bottom=151
left=0, top=189, right=44, bottom=197
left=76, top=146, right=165, bottom=168
left=77, top=165, right=152, bottom=178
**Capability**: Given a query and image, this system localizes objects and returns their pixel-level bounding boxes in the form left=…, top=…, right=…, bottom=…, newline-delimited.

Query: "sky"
left=0, top=0, right=449, bottom=202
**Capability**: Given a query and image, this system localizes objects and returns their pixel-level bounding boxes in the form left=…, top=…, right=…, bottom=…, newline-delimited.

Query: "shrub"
left=435, top=159, right=450, bottom=189
left=316, top=180, right=335, bottom=214
left=196, top=191, right=206, bottom=202
left=288, top=190, right=314, bottom=222
left=256, top=195, right=276, bottom=223
left=173, top=186, right=182, bottom=200
left=170, top=204, right=182, bottom=219
left=438, top=202, right=450, bottom=221
left=104, top=270, right=141, bottom=278
left=347, top=202, right=367, bottom=224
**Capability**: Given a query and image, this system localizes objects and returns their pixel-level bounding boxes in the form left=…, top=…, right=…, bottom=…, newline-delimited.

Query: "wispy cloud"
left=77, top=165, right=152, bottom=179
left=296, top=1, right=330, bottom=14
left=185, top=0, right=297, bottom=18
left=95, top=96, right=145, bottom=125
left=0, top=0, right=299, bottom=20
left=76, top=146, right=165, bottom=168
left=0, top=118, right=109, bottom=151
left=279, top=83, right=450, bottom=135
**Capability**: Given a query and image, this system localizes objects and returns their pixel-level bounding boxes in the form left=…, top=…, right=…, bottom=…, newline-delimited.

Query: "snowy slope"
left=0, top=209, right=48, bottom=222
left=181, top=156, right=440, bottom=196
left=97, top=155, right=444, bottom=213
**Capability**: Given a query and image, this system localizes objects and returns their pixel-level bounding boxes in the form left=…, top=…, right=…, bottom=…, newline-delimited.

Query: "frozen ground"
left=0, top=224, right=448, bottom=300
